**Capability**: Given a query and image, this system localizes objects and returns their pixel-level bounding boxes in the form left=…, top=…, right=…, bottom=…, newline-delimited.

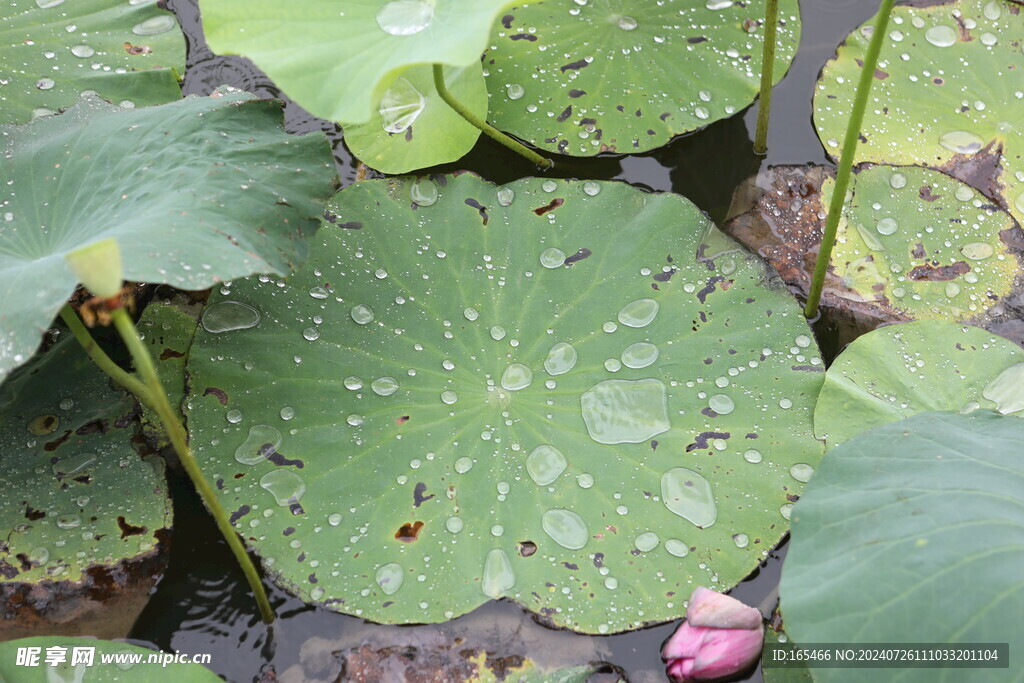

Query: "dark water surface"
left=129, top=1, right=882, bottom=680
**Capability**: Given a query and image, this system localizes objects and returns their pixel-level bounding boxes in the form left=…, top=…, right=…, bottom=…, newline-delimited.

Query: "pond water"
left=129, top=1, right=881, bottom=680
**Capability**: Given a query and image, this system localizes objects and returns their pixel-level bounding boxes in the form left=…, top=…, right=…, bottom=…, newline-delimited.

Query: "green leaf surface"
left=780, top=410, right=1024, bottom=683
left=814, top=320, right=1024, bottom=447
left=186, top=174, right=824, bottom=633
left=0, top=636, right=221, bottom=681
left=0, top=0, right=184, bottom=124
left=0, top=334, right=171, bottom=585
left=485, top=0, right=800, bottom=156
left=0, top=91, right=337, bottom=379
left=814, top=0, right=1024, bottom=224
left=761, top=627, right=813, bottom=683
left=200, top=0, right=514, bottom=124
left=342, top=64, right=485, bottom=174
left=822, top=165, right=1020, bottom=319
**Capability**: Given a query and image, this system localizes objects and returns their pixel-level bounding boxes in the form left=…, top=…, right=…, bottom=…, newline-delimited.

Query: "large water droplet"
left=621, top=342, right=659, bottom=369
left=540, top=248, right=566, bottom=268
left=617, top=15, right=638, bottom=30
left=983, top=362, right=1024, bottom=414
left=36, top=0, right=66, bottom=7
left=309, top=286, right=329, bottom=300
left=28, top=547, right=49, bottom=565
left=541, top=508, right=589, bottom=549
left=634, top=531, right=659, bottom=552
left=490, top=325, right=507, bottom=341
left=506, top=83, right=525, bottom=100
left=876, top=217, right=898, bottom=235
left=351, top=304, right=374, bottom=324
left=52, top=452, right=96, bottom=478
left=960, top=242, right=994, bottom=260
left=441, top=390, right=459, bottom=405
left=582, top=181, right=601, bottom=196
left=706, top=0, right=732, bottom=9
left=482, top=548, right=515, bottom=597
left=924, top=25, right=957, bottom=48
left=446, top=516, right=464, bottom=533
left=259, top=469, right=306, bottom=506
left=544, top=342, right=577, bottom=375
left=708, top=394, right=735, bottom=415
left=501, top=363, right=533, bottom=391
left=372, top=377, right=400, bottom=396
left=410, top=177, right=438, bottom=206
left=617, top=298, right=659, bottom=328
left=376, top=562, right=404, bottom=595
left=526, top=445, right=567, bottom=486
left=379, top=78, right=426, bottom=133
left=789, top=463, right=815, bottom=483
left=496, top=187, right=515, bottom=206
left=234, top=425, right=282, bottom=465
left=938, top=130, right=984, bottom=155
left=376, top=0, right=434, bottom=35
left=302, top=326, right=320, bottom=341
left=661, top=468, right=717, bottom=528
left=743, top=449, right=763, bottom=463
left=665, top=539, right=689, bottom=557
left=132, top=14, right=176, bottom=35
left=454, top=456, right=474, bottom=474
left=581, top=379, right=670, bottom=444
left=202, top=301, right=260, bottom=333
left=71, top=44, right=95, bottom=58
left=463, top=307, right=479, bottom=321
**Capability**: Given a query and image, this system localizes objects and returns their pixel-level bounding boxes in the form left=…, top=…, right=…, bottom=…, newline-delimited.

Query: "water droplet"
left=924, top=25, right=957, bottom=48
left=983, top=0, right=1001, bottom=19
left=376, top=0, right=433, bottom=35
left=621, top=342, right=659, bottom=369
left=56, top=515, right=81, bottom=529
left=938, top=130, right=984, bottom=155
left=944, top=282, right=961, bottom=298
left=955, top=186, right=975, bottom=202
left=506, top=83, right=525, bottom=100
left=540, top=247, right=566, bottom=268
left=344, top=376, right=364, bottom=390
left=372, top=377, right=400, bottom=396
left=446, top=516, right=464, bottom=533
left=52, top=452, right=96, bottom=478
left=501, top=363, right=533, bottom=391
left=132, top=14, right=176, bottom=35
left=779, top=398, right=793, bottom=409
left=226, top=409, right=243, bottom=424
left=71, top=44, right=95, bottom=58
left=743, top=449, right=763, bottom=463
left=634, top=531, right=659, bottom=552
left=780, top=503, right=793, bottom=520
left=889, top=172, right=907, bottom=189
left=28, top=547, right=49, bottom=565
left=617, top=298, right=659, bottom=328
left=733, top=533, right=749, bottom=548
left=544, top=342, right=578, bottom=375
left=661, top=468, right=717, bottom=528
left=490, top=524, right=504, bottom=537
left=259, top=469, right=305, bottom=506
left=790, top=463, right=814, bottom=482
left=36, top=0, right=65, bottom=7
left=795, top=334, right=812, bottom=348
left=202, top=301, right=260, bottom=333
left=581, top=379, right=670, bottom=444
left=309, top=286, right=329, bottom=299
left=602, top=321, right=618, bottom=333
left=490, top=325, right=507, bottom=341
left=665, top=539, right=689, bottom=557
left=351, top=304, right=375, bottom=324
left=961, top=243, right=994, bottom=260
left=376, top=562, right=404, bottom=595
left=302, top=326, right=320, bottom=341
left=617, top=15, right=638, bottom=30
left=328, top=513, right=343, bottom=526
left=463, top=307, right=479, bottom=321
left=346, top=414, right=364, bottom=426
left=541, top=508, right=589, bottom=549
left=374, top=268, right=388, bottom=280
left=983, top=362, right=1024, bottom=414
left=454, top=456, right=474, bottom=473
left=526, top=444, right=567, bottom=486
left=496, top=187, right=515, bottom=206
left=604, top=577, right=619, bottom=590
left=876, top=217, right=898, bottom=236
left=705, top=0, right=732, bottom=9
left=708, top=394, right=735, bottom=415
left=58, top=398, right=74, bottom=411
left=1013, top=191, right=1024, bottom=214
left=234, top=425, right=282, bottom=465
left=28, top=414, right=59, bottom=436
left=410, top=177, right=438, bottom=206
left=441, top=390, right=459, bottom=405
left=542, top=180, right=558, bottom=193
left=577, top=473, right=594, bottom=488
left=379, top=77, right=426, bottom=133
left=582, top=181, right=601, bottom=196
left=482, top=548, right=515, bottom=597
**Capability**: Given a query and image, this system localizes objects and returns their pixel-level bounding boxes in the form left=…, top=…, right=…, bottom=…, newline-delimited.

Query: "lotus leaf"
left=186, top=174, right=824, bottom=633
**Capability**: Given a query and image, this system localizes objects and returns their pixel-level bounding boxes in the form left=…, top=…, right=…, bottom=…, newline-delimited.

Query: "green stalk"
left=753, top=0, right=779, bottom=154
left=432, top=64, right=553, bottom=169
left=804, top=0, right=895, bottom=319
left=65, top=304, right=274, bottom=623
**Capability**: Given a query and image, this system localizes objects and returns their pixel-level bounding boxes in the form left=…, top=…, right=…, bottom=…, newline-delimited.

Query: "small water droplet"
left=56, top=514, right=81, bottom=530
left=634, top=531, right=659, bottom=552
left=441, top=390, right=459, bottom=405
left=410, top=177, right=438, bottom=206
left=234, top=425, right=283, bottom=465
left=540, top=248, right=566, bottom=268
left=309, top=286, right=329, bottom=299
left=302, top=326, right=320, bottom=341
left=226, top=409, right=243, bottom=424
left=733, top=533, right=749, bottom=548
left=924, top=25, right=957, bottom=48
left=463, top=307, right=479, bottom=321
left=889, top=172, right=907, bottom=189
left=259, top=469, right=305, bottom=506
left=501, top=363, right=533, bottom=391
left=604, top=577, right=619, bottom=590
left=506, top=83, right=525, bottom=100
left=617, top=15, right=638, bottom=30
left=582, top=181, right=601, bottom=196
left=371, top=377, right=400, bottom=396
left=132, top=14, right=176, bottom=35
left=379, top=77, right=426, bottom=133
left=351, top=304, right=375, bottom=324
left=705, top=0, right=732, bottom=9
left=577, top=473, right=594, bottom=488
left=541, top=508, right=589, bottom=549
left=665, top=538, right=689, bottom=557
left=661, top=468, right=717, bottom=528
left=617, top=298, right=659, bottom=328
left=542, top=180, right=558, bottom=192
left=938, top=130, right=984, bottom=155
left=526, top=444, right=567, bottom=485
left=376, top=562, right=404, bottom=595
left=743, top=449, right=763, bottom=463
left=581, top=379, right=670, bottom=444
left=496, top=187, right=515, bottom=206
left=621, top=342, right=659, bottom=369
left=344, top=376, right=364, bottom=390
left=454, top=456, right=474, bottom=474
left=36, top=0, right=65, bottom=7
left=328, top=513, right=343, bottom=526
left=482, top=548, right=515, bottom=597
left=790, top=463, right=814, bottom=482
left=376, top=0, right=433, bottom=35
left=202, top=301, right=260, bottom=333
left=346, top=414, right=364, bottom=427
left=604, top=358, right=622, bottom=372
left=490, top=325, right=507, bottom=341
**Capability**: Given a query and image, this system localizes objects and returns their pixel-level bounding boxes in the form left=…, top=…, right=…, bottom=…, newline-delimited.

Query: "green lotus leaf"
left=761, top=627, right=813, bottom=683
left=200, top=0, right=515, bottom=125
left=821, top=165, right=1020, bottom=319
left=185, top=174, right=824, bottom=633
left=0, top=334, right=171, bottom=586
left=0, top=91, right=336, bottom=379
left=0, top=636, right=221, bottom=681
left=780, top=410, right=1024, bottom=683
left=0, top=0, right=184, bottom=124
left=815, top=0, right=1024, bottom=224
left=484, top=0, right=800, bottom=156
left=814, top=320, right=1024, bottom=447
left=342, top=63, right=486, bottom=174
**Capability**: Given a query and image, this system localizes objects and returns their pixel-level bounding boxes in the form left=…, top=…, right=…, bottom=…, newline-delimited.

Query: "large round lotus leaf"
left=815, top=0, right=1024, bottom=224
left=821, top=165, right=1020, bottom=319
left=814, top=320, right=1024, bottom=447
left=342, top=64, right=486, bottom=174
left=185, top=174, right=825, bottom=633
left=0, top=334, right=171, bottom=585
left=484, top=0, right=800, bottom=156
left=780, top=410, right=1024, bottom=683
left=0, top=0, right=184, bottom=124
left=0, top=91, right=336, bottom=379
left=200, top=0, right=515, bottom=125
left=0, top=636, right=221, bottom=681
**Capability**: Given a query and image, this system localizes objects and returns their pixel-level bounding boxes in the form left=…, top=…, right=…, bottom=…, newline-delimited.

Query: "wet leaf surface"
left=813, top=320, right=1023, bottom=448
left=485, top=0, right=800, bottom=156
left=0, top=0, right=185, bottom=123
left=780, top=410, right=1024, bottom=683
left=186, top=173, right=824, bottom=633
left=0, top=91, right=336, bottom=378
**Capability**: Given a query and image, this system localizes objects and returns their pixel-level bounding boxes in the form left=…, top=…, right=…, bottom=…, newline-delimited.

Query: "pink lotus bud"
left=661, top=587, right=764, bottom=682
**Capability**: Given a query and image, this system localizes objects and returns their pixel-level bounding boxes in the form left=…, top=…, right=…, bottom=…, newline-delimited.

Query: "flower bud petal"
left=686, top=586, right=762, bottom=630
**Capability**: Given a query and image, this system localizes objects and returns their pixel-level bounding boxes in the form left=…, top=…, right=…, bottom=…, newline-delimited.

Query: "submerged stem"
left=753, top=0, right=779, bottom=154
left=804, top=0, right=895, bottom=319
left=64, top=303, right=275, bottom=623
left=432, top=64, right=552, bottom=169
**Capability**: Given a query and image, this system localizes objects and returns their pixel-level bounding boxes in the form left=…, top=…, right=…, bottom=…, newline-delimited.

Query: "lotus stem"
left=65, top=303, right=275, bottom=623
left=432, top=64, right=553, bottom=169
left=753, top=0, right=779, bottom=154
left=804, top=0, right=895, bottom=319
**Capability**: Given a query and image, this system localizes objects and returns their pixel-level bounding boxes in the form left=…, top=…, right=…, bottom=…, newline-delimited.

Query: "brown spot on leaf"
left=203, top=387, right=228, bottom=405
left=908, top=261, right=970, bottom=281
left=533, top=198, right=564, bottom=215
left=560, top=59, right=588, bottom=72
left=919, top=186, right=943, bottom=202
left=518, top=541, right=537, bottom=557
left=564, top=248, right=591, bottom=265
left=395, top=521, right=424, bottom=542
left=510, top=33, right=536, bottom=41
left=413, top=483, right=434, bottom=508
left=116, top=516, right=147, bottom=539
left=123, top=42, right=152, bottom=55
left=158, top=347, right=184, bottom=360
left=464, top=198, right=489, bottom=226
